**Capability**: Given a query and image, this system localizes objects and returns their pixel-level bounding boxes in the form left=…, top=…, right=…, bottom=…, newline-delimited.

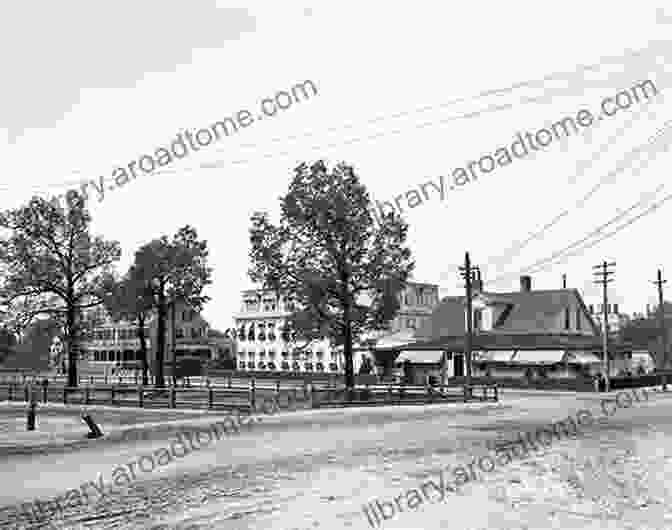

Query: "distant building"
left=586, top=302, right=629, bottom=336
left=373, top=275, right=638, bottom=382
left=76, top=301, right=228, bottom=377
left=233, top=289, right=342, bottom=373
left=356, top=281, right=440, bottom=374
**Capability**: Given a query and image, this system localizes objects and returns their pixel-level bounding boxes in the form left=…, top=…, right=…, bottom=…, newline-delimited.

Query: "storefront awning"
left=511, top=350, right=565, bottom=364
left=474, top=350, right=516, bottom=362
left=395, top=350, right=443, bottom=364
left=565, top=351, right=602, bottom=364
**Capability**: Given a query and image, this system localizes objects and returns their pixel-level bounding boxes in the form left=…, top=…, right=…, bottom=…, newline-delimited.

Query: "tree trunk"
left=343, top=315, right=355, bottom=393
left=155, top=289, right=166, bottom=388
left=66, top=301, right=77, bottom=388
left=138, top=313, right=148, bottom=386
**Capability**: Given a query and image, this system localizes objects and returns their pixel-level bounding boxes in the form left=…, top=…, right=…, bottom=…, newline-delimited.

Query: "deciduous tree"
left=132, top=225, right=211, bottom=387
left=102, top=266, right=154, bottom=385
left=248, top=160, right=414, bottom=392
left=0, top=193, right=120, bottom=386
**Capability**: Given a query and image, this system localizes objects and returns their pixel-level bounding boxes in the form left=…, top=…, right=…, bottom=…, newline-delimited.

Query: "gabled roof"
left=415, top=288, right=600, bottom=339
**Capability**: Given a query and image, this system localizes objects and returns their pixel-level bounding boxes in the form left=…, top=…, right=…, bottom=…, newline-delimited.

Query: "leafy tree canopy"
left=0, top=193, right=120, bottom=384
left=248, top=160, right=414, bottom=388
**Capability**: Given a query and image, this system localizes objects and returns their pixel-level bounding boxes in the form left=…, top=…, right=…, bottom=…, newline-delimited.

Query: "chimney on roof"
left=520, top=275, right=532, bottom=292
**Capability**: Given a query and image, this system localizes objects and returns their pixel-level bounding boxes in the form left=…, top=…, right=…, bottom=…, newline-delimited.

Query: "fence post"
left=494, top=385, right=499, bottom=402
left=24, top=384, right=29, bottom=403
left=42, top=380, right=48, bottom=403
left=138, top=385, right=143, bottom=408
left=169, top=386, right=176, bottom=408
left=63, top=386, right=68, bottom=405
left=208, top=384, right=214, bottom=410
left=463, top=385, right=468, bottom=403
left=84, top=385, right=90, bottom=405
left=8, top=383, right=13, bottom=402
left=303, top=380, right=308, bottom=400
left=250, top=378, right=256, bottom=410
left=228, top=376, right=232, bottom=388
left=90, top=376, right=94, bottom=385
left=104, top=373, right=108, bottom=385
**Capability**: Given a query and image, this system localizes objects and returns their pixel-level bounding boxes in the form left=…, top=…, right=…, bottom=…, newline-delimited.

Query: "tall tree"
left=248, top=160, right=414, bottom=392
left=0, top=193, right=120, bottom=386
left=102, top=266, right=154, bottom=385
left=133, top=225, right=211, bottom=388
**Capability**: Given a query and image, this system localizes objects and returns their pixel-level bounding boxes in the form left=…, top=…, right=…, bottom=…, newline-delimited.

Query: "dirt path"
left=0, top=389, right=670, bottom=529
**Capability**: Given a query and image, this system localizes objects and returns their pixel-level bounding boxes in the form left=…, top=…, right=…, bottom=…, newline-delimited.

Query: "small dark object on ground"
left=81, top=413, right=103, bottom=439
left=26, top=402, right=36, bottom=431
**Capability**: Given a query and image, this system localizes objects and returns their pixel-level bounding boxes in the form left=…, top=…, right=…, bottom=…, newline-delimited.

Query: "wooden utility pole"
left=171, top=300, right=177, bottom=387
left=593, top=261, right=615, bottom=392
left=652, top=269, right=668, bottom=389
left=459, top=252, right=479, bottom=398
left=562, top=274, right=567, bottom=288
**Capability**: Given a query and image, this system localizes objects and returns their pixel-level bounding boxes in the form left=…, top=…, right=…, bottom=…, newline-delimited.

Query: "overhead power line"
left=483, top=116, right=672, bottom=285
left=22, top=39, right=661, bottom=197
left=490, top=181, right=672, bottom=284
left=481, top=97, right=667, bottom=272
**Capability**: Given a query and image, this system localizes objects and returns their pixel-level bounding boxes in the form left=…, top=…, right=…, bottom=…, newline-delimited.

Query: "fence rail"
left=0, top=381, right=498, bottom=410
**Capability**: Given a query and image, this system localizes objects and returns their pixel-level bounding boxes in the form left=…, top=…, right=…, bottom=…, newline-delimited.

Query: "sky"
left=2, top=1, right=672, bottom=329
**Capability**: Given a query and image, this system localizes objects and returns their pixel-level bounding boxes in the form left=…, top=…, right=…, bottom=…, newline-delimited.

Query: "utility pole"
left=171, top=300, right=177, bottom=387
left=593, top=261, right=615, bottom=392
left=652, top=269, right=668, bottom=390
left=459, top=252, right=479, bottom=399
left=562, top=274, right=567, bottom=289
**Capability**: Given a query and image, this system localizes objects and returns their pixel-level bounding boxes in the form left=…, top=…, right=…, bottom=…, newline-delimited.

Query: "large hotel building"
left=232, top=281, right=439, bottom=374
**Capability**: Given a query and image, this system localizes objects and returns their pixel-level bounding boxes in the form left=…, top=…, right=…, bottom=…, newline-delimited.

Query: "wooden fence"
left=0, top=380, right=498, bottom=411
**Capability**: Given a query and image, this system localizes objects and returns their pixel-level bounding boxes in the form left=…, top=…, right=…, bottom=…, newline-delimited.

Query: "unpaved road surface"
left=0, top=389, right=671, bottom=529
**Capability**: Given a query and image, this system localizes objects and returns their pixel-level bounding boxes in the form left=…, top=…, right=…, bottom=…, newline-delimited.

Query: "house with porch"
left=368, top=274, right=634, bottom=384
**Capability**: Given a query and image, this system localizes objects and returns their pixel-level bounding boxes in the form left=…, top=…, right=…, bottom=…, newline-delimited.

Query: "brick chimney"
left=520, top=275, right=532, bottom=292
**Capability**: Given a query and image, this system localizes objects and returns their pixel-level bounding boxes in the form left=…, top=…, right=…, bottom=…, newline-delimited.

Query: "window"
left=613, top=303, right=619, bottom=314
left=473, top=309, right=482, bottom=331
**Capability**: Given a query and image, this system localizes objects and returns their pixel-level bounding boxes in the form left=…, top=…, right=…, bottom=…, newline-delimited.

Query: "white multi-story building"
left=233, top=289, right=343, bottom=373
left=78, top=307, right=151, bottom=366
left=233, top=282, right=439, bottom=375
left=357, top=281, right=440, bottom=373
